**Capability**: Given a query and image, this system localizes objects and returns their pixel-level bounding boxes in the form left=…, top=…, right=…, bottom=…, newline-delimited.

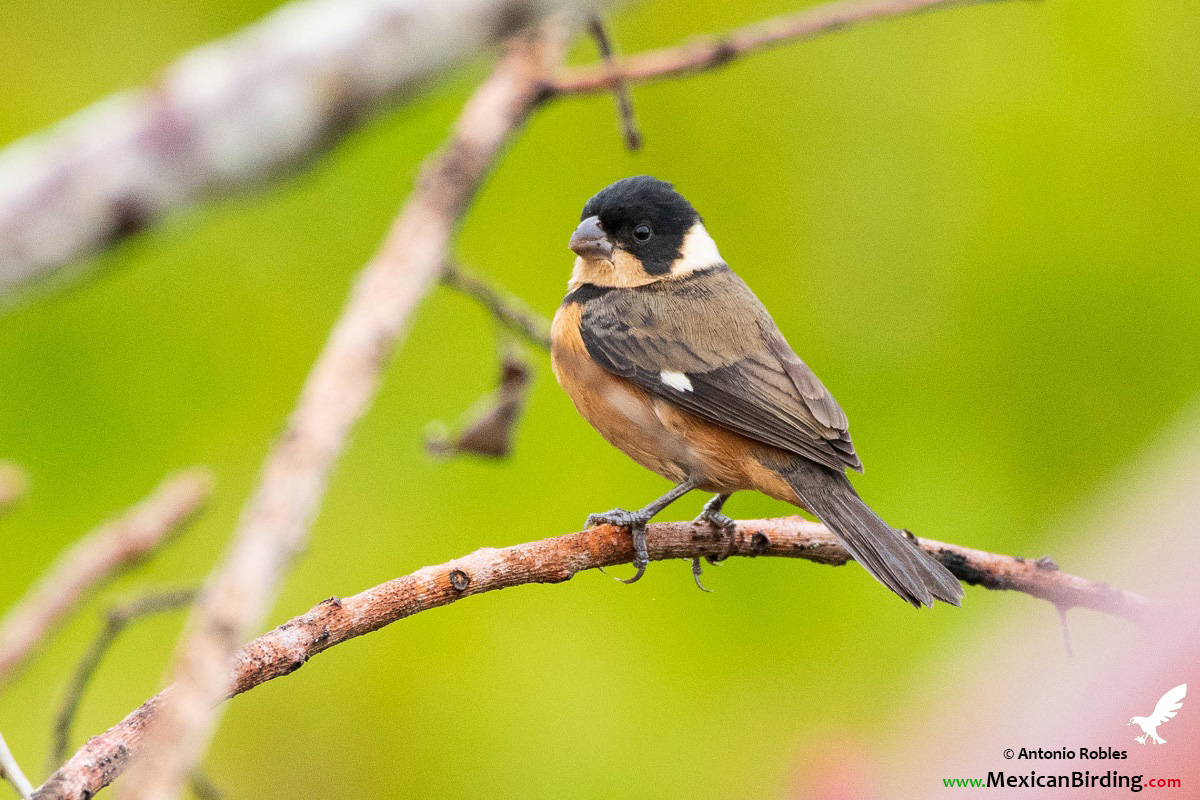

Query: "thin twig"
left=118, top=21, right=574, bottom=800
left=49, top=590, right=198, bottom=771
left=554, top=0, right=1011, bottom=94
left=0, top=463, right=29, bottom=517
left=0, top=470, right=213, bottom=689
left=35, top=514, right=1153, bottom=800
left=0, top=730, right=33, bottom=799
left=586, top=14, right=642, bottom=150
left=441, top=264, right=551, bottom=349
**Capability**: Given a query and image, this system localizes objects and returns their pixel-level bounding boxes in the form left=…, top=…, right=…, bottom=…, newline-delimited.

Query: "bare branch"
left=0, top=470, right=213, bottom=689
left=35, top=514, right=1152, bottom=800
left=0, top=0, right=605, bottom=301
left=441, top=264, right=551, bottom=349
left=0, top=463, right=29, bottom=517
left=554, top=0, right=1011, bottom=95
left=119, top=21, right=574, bottom=800
left=585, top=15, right=642, bottom=150
left=0, top=0, right=1019, bottom=303
left=50, top=590, right=198, bottom=770
left=0, top=730, right=34, bottom=799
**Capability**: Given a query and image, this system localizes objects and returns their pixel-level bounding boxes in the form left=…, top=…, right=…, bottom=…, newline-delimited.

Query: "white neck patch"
left=671, top=222, right=725, bottom=276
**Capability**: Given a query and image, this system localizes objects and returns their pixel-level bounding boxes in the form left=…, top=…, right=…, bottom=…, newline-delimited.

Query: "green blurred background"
left=2, top=0, right=1198, bottom=797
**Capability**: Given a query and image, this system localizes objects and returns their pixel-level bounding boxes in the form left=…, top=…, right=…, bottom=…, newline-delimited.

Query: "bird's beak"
left=569, top=215, right=614, bottom=261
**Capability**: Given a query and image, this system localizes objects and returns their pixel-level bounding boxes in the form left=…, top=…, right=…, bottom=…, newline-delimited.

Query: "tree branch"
left=0, top=730, right=34, bottom=799
left=0, top=470, right=213, bottom=690
left=553, top=0, right=1010, bottom=95
left=34, top=514, right=1153, bottom=800
left=118, top=20, right=574, bottom=800
left=0, top=0, right=1023, bottom=303
left=0, top=0, right=603, bottom=301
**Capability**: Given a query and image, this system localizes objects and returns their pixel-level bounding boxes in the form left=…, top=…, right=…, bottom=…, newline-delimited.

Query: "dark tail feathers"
left=783, top=461, right=963, bottom=608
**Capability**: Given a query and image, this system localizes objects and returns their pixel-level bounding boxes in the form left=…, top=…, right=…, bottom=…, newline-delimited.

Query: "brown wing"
left=578, top=267, right=861, bottom=473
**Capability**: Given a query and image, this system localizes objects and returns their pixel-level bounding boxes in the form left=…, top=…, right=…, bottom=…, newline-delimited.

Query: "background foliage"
left=2, top=0, right=1197, bottom=797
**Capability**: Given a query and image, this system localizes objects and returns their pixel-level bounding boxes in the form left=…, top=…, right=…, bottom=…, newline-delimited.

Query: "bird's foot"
left=586, top=508, right=651, bottom=584
left=693, top=505, right=736, bottom=566
left=1135, top=735, right=1147, bottom=745
left=690, top=556, right=714, bottom=592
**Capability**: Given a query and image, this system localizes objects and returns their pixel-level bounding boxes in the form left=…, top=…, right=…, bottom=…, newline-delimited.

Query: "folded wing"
left=579, top=267, right=861, bottom=473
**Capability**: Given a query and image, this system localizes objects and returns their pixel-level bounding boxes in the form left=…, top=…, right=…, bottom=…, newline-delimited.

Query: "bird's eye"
left=632, top=224, right=652, bottom=242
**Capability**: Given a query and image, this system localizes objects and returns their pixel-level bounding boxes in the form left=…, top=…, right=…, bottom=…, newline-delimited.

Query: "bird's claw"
left=586, top=508, right=651, bottom=584
left=691, top=556, right=713, bottom=592
left=694, top=507, right=736, bottom=566
left=586, top=508, right=645, bottom=529
left=619, top=561, right=648, bottom=584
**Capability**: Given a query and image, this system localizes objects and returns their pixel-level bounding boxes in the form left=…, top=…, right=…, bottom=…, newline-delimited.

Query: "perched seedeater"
left=551, top=176, right=963, bottom=607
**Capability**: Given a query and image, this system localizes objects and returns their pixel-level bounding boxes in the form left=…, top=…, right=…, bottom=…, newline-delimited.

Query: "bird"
left=1129, top=684, right=1186, bottom=745
left=550, top=175, right=964, bottom=607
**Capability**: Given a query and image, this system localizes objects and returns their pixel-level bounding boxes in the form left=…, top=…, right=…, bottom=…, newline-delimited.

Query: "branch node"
left=448, top=570, right=471, bottom=592
left=311, top=626, right=331, bottom=647
left=709, top=38, right=738, bottom=67
left=1035, top=555, right=1060, bottom=571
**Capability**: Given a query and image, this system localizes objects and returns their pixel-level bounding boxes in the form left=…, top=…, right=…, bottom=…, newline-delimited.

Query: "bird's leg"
left=693, top=493, right=736, bottom=565
left=586, top=479, right=698, bottom=584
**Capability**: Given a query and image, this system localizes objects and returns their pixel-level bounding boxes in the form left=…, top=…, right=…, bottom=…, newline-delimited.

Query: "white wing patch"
left=660, top=370, right=693, bottom=392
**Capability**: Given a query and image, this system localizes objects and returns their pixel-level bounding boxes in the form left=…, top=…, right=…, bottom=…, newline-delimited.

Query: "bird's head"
left=1128, top=717, right=1142, bottom=725
left=568, top=176, right=724, bottom=290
